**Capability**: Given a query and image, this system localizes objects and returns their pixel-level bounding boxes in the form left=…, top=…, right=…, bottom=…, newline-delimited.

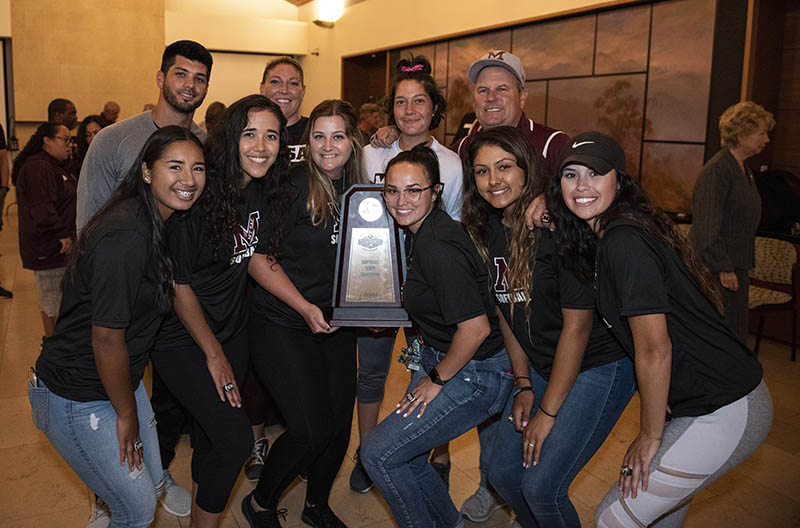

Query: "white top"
left=362, top=138, right=463, bottom=221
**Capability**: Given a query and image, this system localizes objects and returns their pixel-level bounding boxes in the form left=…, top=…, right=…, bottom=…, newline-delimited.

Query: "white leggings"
left=596, top=380, right=772, bottom=528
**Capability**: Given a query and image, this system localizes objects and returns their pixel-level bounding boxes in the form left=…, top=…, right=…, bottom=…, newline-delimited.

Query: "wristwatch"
left=429, top=366, right=448, bottom=386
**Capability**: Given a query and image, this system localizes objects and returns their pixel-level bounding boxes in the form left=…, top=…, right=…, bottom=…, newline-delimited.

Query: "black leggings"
left=250, top=320, right=356, bottom=508
left=151, top=330, right=253, bottom=513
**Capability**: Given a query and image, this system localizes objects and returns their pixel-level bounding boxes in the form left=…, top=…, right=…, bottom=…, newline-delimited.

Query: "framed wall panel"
left=595, top=5, right=650, bottom=74
left=641, top=142, right=705, bottom=212
left=511, top=15, right=595, bottom=80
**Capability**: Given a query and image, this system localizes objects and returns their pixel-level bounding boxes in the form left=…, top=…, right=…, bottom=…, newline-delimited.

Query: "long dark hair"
left=547, top=158, right=723, bottom=311
left=76, top=115, right=104, bottom=164
left=204, top=94, right=291, bottom=258
left=67, top=126, right=204, bottom=310
left=11, top=122, right=65, bottom=185
left=462, top=127, right=546, bottom=317
left=385, top=55, right=446, bottom=131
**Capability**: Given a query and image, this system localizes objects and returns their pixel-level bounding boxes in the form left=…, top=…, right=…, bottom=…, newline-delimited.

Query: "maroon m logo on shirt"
left=493, top=256, right=508, bottom=293
left=232, top=211, right=260, bottom=258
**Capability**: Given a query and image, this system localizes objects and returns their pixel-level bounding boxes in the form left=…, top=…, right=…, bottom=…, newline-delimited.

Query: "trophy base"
left=330, top=307, right=412, bottom=327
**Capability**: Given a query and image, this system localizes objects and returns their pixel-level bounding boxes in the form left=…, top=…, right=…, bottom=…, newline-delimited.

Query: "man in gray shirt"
left=76, top=40, right=211, bottom=228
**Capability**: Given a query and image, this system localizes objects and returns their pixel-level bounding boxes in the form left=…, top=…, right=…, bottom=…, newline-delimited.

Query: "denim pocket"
left=486, top=369, right=515, bottom=415
left=28, top=382, right=50, bottom=433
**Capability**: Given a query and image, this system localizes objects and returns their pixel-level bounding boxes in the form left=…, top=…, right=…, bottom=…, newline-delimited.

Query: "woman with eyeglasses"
left=351, top=53, right=464, bottom=495
left=12, top=122, right=78, bottom=337
left=242, top=99, right=367, bottom=528
left=361, top=144, right=512, bottom=528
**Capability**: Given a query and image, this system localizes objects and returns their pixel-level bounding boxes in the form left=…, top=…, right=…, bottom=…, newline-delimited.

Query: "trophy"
left=330, top=184, right=411, bottom=327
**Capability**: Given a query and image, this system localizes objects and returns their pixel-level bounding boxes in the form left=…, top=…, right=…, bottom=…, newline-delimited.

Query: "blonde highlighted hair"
left=719, top=101, right=775, bottom=148
left=303, top=99, right=367, bottom=225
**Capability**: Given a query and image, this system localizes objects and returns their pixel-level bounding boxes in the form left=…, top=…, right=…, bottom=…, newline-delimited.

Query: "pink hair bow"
left=401, top=64, right=424, bottom=72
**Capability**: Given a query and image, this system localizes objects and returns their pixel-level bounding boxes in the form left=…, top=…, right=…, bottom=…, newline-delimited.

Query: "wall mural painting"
left=376, top=0, right=718, bottom=213
left=548, top=75, right=649, bottom=177
left=645, top=0, right=716, bottom=142
left=642, top=143, right=706, bottom=213
left=523, top=81, right=547, bottom=127
left=595, top=5, right=650, bottom=75
left=512, top=15, right=595, bottom=80
left=445, top=30, right=511, bottom=136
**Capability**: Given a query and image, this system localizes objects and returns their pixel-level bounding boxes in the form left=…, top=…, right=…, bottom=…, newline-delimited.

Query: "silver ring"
left=620, top=465, right=633, bottom=477
left=133, top=440, right=143, bottom=451
left=527, top=442, right=535, bottom=448
left=405, top=392, right=416, bottom=402
left=223, top=383, right=234, bottom=392
left=507, top=415, right=514, bottom=423
left=541, top=213, right=551, bottom=224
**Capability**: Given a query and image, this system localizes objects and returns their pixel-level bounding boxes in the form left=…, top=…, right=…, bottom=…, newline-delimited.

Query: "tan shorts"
left=34, top=267, right=66, bottom=317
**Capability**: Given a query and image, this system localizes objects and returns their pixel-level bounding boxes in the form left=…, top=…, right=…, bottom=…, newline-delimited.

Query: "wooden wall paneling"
left=511, top=15, right=595, bottom=80
left=595, top=4, right=650, bottom=75
left=641, top=142, right=706, bottom=213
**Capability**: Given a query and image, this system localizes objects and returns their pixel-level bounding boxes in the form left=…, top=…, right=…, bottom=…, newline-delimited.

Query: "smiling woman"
left=29, top=126, right=206, bottom=528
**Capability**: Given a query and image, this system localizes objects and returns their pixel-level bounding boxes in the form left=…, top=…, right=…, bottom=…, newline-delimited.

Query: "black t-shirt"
left=36, top=199, right=167, bottom=401
left=596, top=220, right=763, bottom=417
left=403, top=209, right=504, bottom=360
left=485, top=215, right=624, bottom=378
left=287, top=116, right=308, bottom=164
left=157, top=182, right=271, bottom=347
left=249, top=164, right=340, bottom=328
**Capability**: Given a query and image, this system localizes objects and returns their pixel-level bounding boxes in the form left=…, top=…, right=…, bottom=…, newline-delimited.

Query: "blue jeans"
left=362, top=345, right=513, bottom=528
left=487, top=358, right=635, bottom=528
left=29, top=379, right=163, bottom=528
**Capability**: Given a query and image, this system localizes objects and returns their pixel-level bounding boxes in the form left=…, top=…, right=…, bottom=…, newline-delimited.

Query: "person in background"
left=550, top=132, right=772, bottom=528
left=690, top=101, right=776, bottom=342
left=242, top=99, right=365, bottom=528
left=29, top=126, right=206, bottom=528
left=259, top=56, right=308, bottom=164
left=98, top=101, right=120, bottom=127
left=12, top=122, right=78, bottom=337
left=202, top=101, right=227, bottom=135
left=357, top=102, right=381, bottom=144
left=0, top=125, right=13, bottom=291
left=48, top=98, right=79, bottom=131
left=75, top=115, right=104, bottom=170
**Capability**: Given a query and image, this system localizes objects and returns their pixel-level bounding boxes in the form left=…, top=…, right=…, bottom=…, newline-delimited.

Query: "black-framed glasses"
left=381, top=184, right=441, bottom=202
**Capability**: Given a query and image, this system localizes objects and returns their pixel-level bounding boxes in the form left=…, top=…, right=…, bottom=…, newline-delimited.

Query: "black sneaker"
left=430, top=459, right=451, bottom=490
left=245, top=436, right=269, bottom=482
left=301, top=504, right=347, bottom=528
left=349, top=447, right=373, bottom=493
left=241, top=493, right=286, bottom=528
left=0, top=285, right=12, bottom=299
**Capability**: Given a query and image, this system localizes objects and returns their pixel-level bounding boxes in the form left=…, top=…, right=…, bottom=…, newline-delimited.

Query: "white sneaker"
left=156, top=469, right=191, bottom=517
left=460, top=484, right=503, bottom=522
left=86, top=497, right=111, bottom=528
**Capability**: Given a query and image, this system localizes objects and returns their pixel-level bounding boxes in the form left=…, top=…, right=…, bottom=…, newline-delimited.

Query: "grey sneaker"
left=86, top=497, right=111, bottom=528
left=246, top=436, right=269, bottom=482
left=460, top=484, right=503, bottom=523
left=156, top=469, right=191, bottom=517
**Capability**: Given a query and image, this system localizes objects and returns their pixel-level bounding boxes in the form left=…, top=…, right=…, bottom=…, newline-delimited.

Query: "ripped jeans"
left=29, top=380, right=162, bottom=528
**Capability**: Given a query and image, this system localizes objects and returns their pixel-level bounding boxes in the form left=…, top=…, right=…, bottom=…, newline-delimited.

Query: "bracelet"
left=512, top=386, right=533, bottom=398
left=429, top=366, right=448, bottom=386
left=538, top=406, right=558, bottom=418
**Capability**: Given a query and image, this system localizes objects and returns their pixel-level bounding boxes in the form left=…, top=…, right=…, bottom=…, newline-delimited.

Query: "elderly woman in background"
left=690, top=101, right=775, bottom=342
left=12, top=122, right=78, bottom=337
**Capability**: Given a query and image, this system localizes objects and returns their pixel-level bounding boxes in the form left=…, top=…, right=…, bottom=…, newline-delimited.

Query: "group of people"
left=20, top=37, right=773, bottom=528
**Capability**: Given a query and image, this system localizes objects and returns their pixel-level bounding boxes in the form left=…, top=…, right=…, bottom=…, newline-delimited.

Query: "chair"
left=749, top=236, right=799, bottom=361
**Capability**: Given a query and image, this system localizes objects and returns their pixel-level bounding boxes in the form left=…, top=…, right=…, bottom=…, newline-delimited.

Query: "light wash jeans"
left=362, top=344, right=513, bottom=528
left=29, top=379, right=162, bottom=528
left=488, top=358, right=636, bottom=528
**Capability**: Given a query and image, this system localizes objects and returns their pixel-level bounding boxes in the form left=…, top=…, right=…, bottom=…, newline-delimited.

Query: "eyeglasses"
left=53, top=136, right=71, bottom=143
left=381, top=184, right=440, bottom=202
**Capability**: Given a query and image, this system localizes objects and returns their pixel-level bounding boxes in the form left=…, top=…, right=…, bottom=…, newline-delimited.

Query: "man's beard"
left=163, top=85, right=203, bottom=114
